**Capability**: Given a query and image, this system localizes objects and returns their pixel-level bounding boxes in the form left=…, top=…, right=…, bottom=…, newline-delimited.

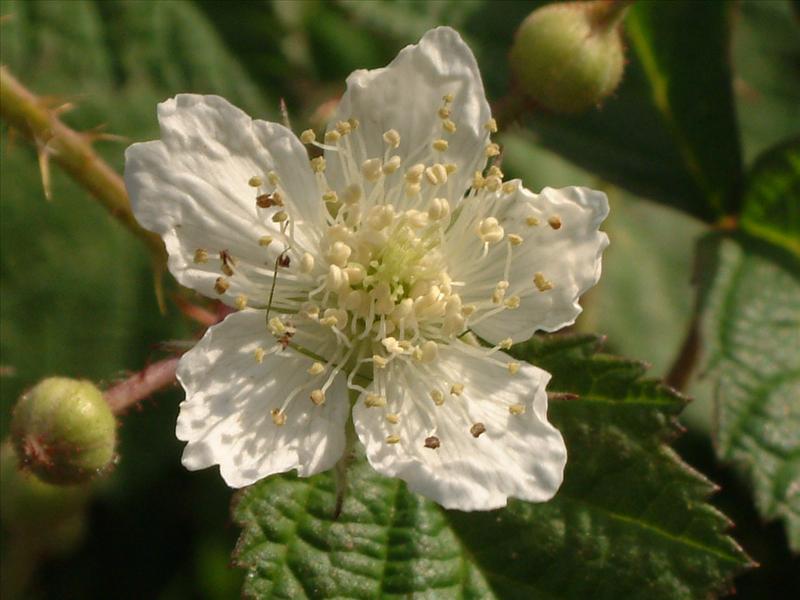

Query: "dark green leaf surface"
left=696, top=233, right=800, bottom=551
left=740, top=137, right=800, bottom=259
left=234, top=336, right=750, bottom=599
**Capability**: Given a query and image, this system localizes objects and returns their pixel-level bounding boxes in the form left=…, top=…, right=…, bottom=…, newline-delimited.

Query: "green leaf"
left=234, top=335, right=750, bottom=599
left=695, top=232, right=800, bottom=551
left=740, top=137, right=800, bottom=259
left=521, top=1, right=742, bottom=222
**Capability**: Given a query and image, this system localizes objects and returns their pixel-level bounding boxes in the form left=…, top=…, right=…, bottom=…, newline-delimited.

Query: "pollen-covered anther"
left=425, top=164, right=448, bottom=185
left=268, top=316, right=287, bottom=335
left=438, top=106, right=451, bottom=119
left=343, top=183, right=362, bottom=205
left=214, top=277, right=229, bottom=294
left=383, top=155, right=402, bottom=174
left=507, top=234, right=523, bottom=246
left=534, top=272, right=554, bottom=292
left=300, top=129, right=316, bottom=144
left=310, top=156, right=326, bottom=173
left=383, top=129, right=401, bottom=148
left=271, top=210, right=289, bottom=223
left=326, top=241, right=352, bottom=267
left=321, top=308, right=347, bottom=329
left=386, top=434, right=401, bottom=444
left=507, top=362, right=520, bottom=375
left=442, top=119, right=457, bottom=134
left=326, top=264, right=347, bottom=293
left=509, top=403, right=525, bottom=415
left=419, top=340, right=438, bottom=363
left=499, top=337, right=513, bottom=350
left=299, top=252, right=315, bottom=274
left=450, top=383, right=464, bottom=396
left=322, top=190, right=338, bottom=204
left=492, top=280, right=509, bottom=304
left=505, top=295, right=521, bottom=309
left=348, top=117, right=360, bottom=130
left=386, top=413, right=400, bottom=424
left=432, top=138, right=449, bottom=152
left=502, top=181, right=519, bottom=195
left=193, top=248, right=208, bottom=264
left=430, top=389, right=445, bottom=406
left=365, top=394, right=386, bottom=408
left=485, top=176, right=502, bottom=193
left=361, top=158, right=383, bottom=182
left=428, top=197, right=450, bottom=221
left=271, top=409, right=287, bottom=426
left=324, top=130, right=341, bottom=145
left=234, top=294, right=248, bottom=310
left=424, top=436, right=441, bottom=449
left=526, top=216, right=540, bottom=226
left=256, top=192, right=283, bottom=208
left=366, top=204, right=395, bottom=230
left=254, top=347, right=266, bottom=364
left=307, top=362, right=325, bottom=376
left=335, top=120, right=352, bottom=136
left=220, top=250, right=236, bottom=276
left=461, top=304, right=476, bottom=317
left=373, top=354, right=389, bottom=369
left=470, top=422, right=486, bottom=438
left=405, top=163, right=425, bottom=183
left=548, top=215, right=562, bottom=230
left=267, top=171, right=280, bottom=186
left=310, top=389, right=325, bottom=405
left=248, top=175, right=262, bottom=187
left=472, top=171, right=486, bottom=189
left=477, top=217, right=505, bottom=244
left=486, top=142, right=501, bottom=157
left=405, top=209, right=429, bottom=229
left=258, top=235, right=273, bottom=246
left=485, top=118, right=498, bottom=133
left=382, top=337, right=404, bottom=354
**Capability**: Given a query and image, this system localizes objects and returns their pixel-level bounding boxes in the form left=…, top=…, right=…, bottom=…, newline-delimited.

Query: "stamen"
left=193, top=248, right=208, bottom=264
left=486, top=143, right=501, bottom=157
left=272, top=210, right=289, bottom=223
left=383, top=129, right=401, bottom=148
left=214, top=277, right=229, bottom=294
left=310, top=389, right=325, bottom=405
left=299, top=252, right=315, bottom=273
left=470, top=422, right=486, bottom=437
left=248, top=175, right=263, bottom=187
left=383, top=156, right=402, bottom=174
left=424, top=436, right=441, bottom=449
left=499, top=338, right=513, bottom=350
left=259, top=236, right=273, bottom=246
left=450, top=383, right=464, bottom=396
left=534, top=272, right=554, bottom=291
left=548, top=215, right=562, bottom=230
left=526, top=216, right=540, bottom=226
left=254, top=347, right=266, bottom=363
left=300, top=129, right=316, bottom=144
left=271, top=409, right=287, bottom=426
left=507, top=234, right=523, bottom=246
left=362, top=158, right=383, bottom=182
left=485, top=118, right=498, bottom=133
left=324, top=130, right=341, bottom=145
left=386, top=434, right=401, bottom=444
left=509, top=403, right=525, bottom=415
left=307, top=362, right=325, bottom=375
left=386, top=413, right=400, bottom=424
left=311, top=156, right=326, bottom=173
left=365, top=393, right=386, bottom=408
left=235, top=294, right=248, bottom=310
left=432, top=139, right=449, bottom=152
left=507, top=362, right=520, bottom=375
left=430, top=389, right=445, bottom=406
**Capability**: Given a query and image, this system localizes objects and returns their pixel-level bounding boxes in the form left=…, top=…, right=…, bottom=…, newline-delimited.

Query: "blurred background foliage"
left=0, top=0, right=797, bottom=598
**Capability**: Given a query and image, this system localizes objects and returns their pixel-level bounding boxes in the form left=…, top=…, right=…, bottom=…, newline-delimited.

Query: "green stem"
left=0, top=66, right=165, bottom=262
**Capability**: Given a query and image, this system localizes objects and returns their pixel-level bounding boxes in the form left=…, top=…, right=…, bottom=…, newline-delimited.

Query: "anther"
left=424, top=164, right=448, bottom=185
left=534, top=272, right=554, bottom=291
left=311, top=156, right=326, bottom=173
left=348, top=117, right=360, bottom=130
left=499, top=338, right=513, bottom=349
left=254, top=347, right=266, bottom=364
left=257, top=192, right=283, bottom=208
left=336, top=120, right=352, bottom=136
left=322, top=190, right=338, bottom=203
left=326, top=241, right=352, bottom=267
left=365, top=394, right=386, bottom=408
left=268, top=316, right=287, bottom=335
left=438, top=106, right=451, bottom=119
left=259, top=236, right=273, bottom=246
left=461, top=304, right=476, bottom=316
left=485, top=176, right=502, bottom=192
left=470, top=422, right=486, bottom=438
left=324, top=130, right=341, bottom=144
left=507, top=234, right=523, bottom=246
left=442, top=119, right=457, bottom=133
left=486, top=143, right=501, bottom=157
left=373, top=355, right=388, bottom=369
left=502, top=181, right=518, bottom=195
left=310, top=389, right=325, bottom=405
left=443, top=93, right=454, bottom=103
left=214, top=277, right=229, bottom=294
left=272, top=210, right=288, bottom=223
left=526, top=216, right=540, bottom=226
left=271, top=409, right=286, bottom=426
left=383, top=129, right=401, bottom=148
left=383, top=156, right=402, bottom=174
left=405, top=163, right=425, bottom=183
left=485, top=118, right=498, bottom=133
left=386, top=434, right=401, bottom=444
left=444, top=163, right=457, bottom=174
left=386, top=414, right=400, bottom=424
left=450, top=383, right=464, bottom=396
left=420, top=340, right=438, bottom=363
left=307, top=362, right=325, bottom=375
left=299, top=253, right=315, bottom=274
left=361, top=158, right=383, bottom=182
left=428, top=197, right=450, bottom=221
left=473, top=172, right=486, bottom=189
left=477, top=217, right=504, bottom=244
left=430, top=389, right=445, bottom=406
left=424, top=436, right=441, bottom=449
left=505, top=295, right=521, bottom=309
left=248, top=176, right=263, bottom=187
left=220, top=249, right=236, bottom=276
left=343, top=183, right=362, bottom=204
left=235, top=294, right=248, bottom=310
left=432, top=139, right=449, bottom=152
left=193, top=248, right=208, bottom=264
left=267, top=171, right=280, bottom=186
left=509, top=404, right=525, bottom=415
left=507, top=362, right=520, bottom=375
left=300, top=129, right=316, bottom=144
left=548, top=215, right=562, bottom=230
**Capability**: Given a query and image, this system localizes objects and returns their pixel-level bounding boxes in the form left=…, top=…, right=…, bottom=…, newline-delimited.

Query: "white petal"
left=353, top=341, right=566, bottom=510
left=450, top=185, right=609, bottom=344
left=326, top=27, right=491, bottom=208
left=176, top=310, right=348, bottom=487
left=125, top=94, right=324, bottom=306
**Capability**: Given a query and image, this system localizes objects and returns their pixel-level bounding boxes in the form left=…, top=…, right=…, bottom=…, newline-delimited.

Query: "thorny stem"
left=0, top=66, right=165, bottom=262
left=103, top=356, right=180, bottom=414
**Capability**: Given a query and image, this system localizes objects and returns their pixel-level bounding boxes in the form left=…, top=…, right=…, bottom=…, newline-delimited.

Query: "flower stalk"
left=103, top=356, right=181, bottom=415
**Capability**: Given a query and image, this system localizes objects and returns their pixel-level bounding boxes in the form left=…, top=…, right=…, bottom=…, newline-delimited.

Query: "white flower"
left=124, top=27, right=609, bottom=511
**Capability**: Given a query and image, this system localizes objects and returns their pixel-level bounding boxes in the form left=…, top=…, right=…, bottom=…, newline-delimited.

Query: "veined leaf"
left=234, top=335, right=751, bottom=599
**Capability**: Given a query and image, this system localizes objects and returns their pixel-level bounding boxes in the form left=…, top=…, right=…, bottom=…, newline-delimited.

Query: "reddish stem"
left=104, top=357, right=181, bottom=414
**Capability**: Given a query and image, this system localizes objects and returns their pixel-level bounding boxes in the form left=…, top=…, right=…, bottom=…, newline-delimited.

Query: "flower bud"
left=510, top=0, right=628, bottom=114
left=11, top=377, right=117, bottom=485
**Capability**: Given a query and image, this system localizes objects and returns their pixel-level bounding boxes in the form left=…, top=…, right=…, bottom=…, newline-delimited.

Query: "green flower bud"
left=510, top=0, right=628, bottom=114
left=11, top=377, right=117, bottom=485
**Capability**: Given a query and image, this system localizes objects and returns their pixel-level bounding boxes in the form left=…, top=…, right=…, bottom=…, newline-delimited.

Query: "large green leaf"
left=234, top=335, right=750, bottom=599
left=740, top=137, right=800, bottom=259
left=695, top=233, right=800, bottom=551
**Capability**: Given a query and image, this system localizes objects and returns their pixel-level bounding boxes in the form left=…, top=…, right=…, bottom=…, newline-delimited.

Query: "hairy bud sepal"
left=510, top=0, right=628, bottom=114
left=11, top=377, right=117, bottom=485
